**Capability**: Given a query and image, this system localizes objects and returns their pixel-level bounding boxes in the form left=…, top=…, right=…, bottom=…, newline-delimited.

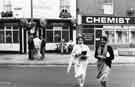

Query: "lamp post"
left=31, top=0, right=33, bottom=19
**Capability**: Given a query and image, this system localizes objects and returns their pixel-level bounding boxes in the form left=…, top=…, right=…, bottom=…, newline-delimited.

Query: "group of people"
left=67, top=36, right=114, bottom=87
left=28, top=34, right=46, bottom=60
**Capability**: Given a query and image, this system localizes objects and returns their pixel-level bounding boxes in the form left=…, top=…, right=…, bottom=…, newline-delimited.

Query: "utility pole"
left=31, top=0, right=33, bottom=19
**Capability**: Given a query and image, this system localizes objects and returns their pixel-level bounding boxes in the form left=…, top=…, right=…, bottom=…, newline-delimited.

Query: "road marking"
left=6, top=64, right=129, bottom=68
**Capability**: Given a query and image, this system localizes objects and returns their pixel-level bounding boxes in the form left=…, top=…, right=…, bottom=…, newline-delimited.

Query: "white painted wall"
left=12, top=0, right=31, bottom=18
left=0, top=0, right=76, bottom=19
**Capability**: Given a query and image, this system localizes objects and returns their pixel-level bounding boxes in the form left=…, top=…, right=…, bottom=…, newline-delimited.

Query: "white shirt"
left=71, top=44, right=91, bottom=63
left=33, top=37, right=41, bottom=49
left=72, top=44, right=90, bottom=57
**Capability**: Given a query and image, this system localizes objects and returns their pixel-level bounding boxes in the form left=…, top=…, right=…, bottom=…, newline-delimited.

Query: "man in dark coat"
left=28, top=34, right=35, bottom=60
left=40, top=36, right=46, bottom=60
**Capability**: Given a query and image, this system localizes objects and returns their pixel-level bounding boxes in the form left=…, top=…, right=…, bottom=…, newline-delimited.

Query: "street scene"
left=0, top=0, right=135, bottom=87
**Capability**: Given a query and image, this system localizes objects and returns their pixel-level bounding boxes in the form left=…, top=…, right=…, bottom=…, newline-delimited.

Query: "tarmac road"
left=0, top=64, right=135, bottom=87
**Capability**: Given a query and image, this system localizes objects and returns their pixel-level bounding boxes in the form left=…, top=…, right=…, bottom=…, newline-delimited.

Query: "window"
left=116, top=30, right=129, bottom=44
left=46, top=31, right=53, bottom=42
left=0, top=31, right=4, bottom=43
left=60, top=0, right=70, bottom=10
left=131, top=31, right=135, bottom=43
left=103, top=0, right=113, bottom=15
left=105, top=31, right=115, bottom=44
left=0, top=24, right=19, bottom=43
left=54, top=31, right=61, bottom=42
left=46, top=24, right=70, bottom=43
left=62, top=31, right=69, bottom=42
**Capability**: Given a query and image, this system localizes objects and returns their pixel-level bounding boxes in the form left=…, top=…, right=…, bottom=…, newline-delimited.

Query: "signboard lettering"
left=83, top=16, right=134, bottom=24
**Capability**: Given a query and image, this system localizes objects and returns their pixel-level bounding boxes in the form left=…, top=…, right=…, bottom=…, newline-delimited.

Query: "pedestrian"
left=33, top=34, right=42, bottom=60
left=28, top=34, right=35, bottom=60
left=95, top=36, right=114, bottom=87
left=67, top=36, right=91, bottom=87
left=60, top=39, right=67, bottom=54
left=40, top=36, right=46, bottom=60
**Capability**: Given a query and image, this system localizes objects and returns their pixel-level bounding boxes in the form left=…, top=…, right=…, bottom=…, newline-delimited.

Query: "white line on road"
left=7, top=64, right=135, bottom=68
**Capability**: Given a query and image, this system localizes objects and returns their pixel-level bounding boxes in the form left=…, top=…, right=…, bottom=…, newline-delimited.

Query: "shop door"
left=95, top=29, right=102, bottom=48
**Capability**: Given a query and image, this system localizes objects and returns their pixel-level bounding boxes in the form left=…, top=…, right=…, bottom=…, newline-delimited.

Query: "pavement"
left=1, top=50, right=135, bottom=65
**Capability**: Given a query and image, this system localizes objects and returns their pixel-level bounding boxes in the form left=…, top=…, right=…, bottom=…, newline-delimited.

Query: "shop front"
left=0, top=18, right=26, bottom=53
left=45, top=19, right=74, bottom=51
left=80, top=16, right=135, bottom=50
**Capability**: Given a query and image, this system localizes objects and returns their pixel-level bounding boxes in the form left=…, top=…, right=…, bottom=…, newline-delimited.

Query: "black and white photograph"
left=0, top=0, right=135, bottom=87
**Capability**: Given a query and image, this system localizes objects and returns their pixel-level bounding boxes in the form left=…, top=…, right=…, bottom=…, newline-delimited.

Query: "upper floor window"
left=3, top=0, right=12, bottom=12
left=60, top=0, right=70, bottom=10
left=103, top=0, right=113, bottom=15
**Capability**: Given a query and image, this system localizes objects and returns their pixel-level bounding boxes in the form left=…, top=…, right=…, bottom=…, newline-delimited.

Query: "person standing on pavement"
left=95, top=36, right=114, bottom=87
left=67, top=36, right=91, bottom=87
left=40, top=36, right=46, bottom=60
left=28, top=34, right=35, bottom=60
left=33, top=34, right=42, bottom=60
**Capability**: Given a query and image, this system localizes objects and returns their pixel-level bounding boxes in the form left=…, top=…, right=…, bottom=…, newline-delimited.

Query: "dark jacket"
left=40, top=39, right=46, bottom=53
left=28, top=38, right=35, bottom=49
left=95, top=45, right=114, bottom=68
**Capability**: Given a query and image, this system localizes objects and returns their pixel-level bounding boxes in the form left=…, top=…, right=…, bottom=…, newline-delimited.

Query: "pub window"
left=62, top=31, right=69, bottom=42
left=46, top=31, right=53, bottom=42
left=54, top=31, right=61, bottom=43
left=13, top=31, right=19, bottom=43
left=6, top=31, right=12, bottom=43
left=0, top=25, right=19, bottom=43
left=0, top=31, right=4, bottom=43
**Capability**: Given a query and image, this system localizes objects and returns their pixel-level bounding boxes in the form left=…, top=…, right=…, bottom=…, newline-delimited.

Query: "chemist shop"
left=80, top=16, right=135, bottom=49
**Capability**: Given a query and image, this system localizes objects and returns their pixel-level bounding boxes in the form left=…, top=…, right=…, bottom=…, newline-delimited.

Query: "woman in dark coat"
left=95, top=36, right=114, bottom=87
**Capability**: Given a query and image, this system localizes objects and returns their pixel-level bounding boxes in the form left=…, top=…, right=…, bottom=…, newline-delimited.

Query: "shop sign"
left=82, top=16, right=135, bottom=24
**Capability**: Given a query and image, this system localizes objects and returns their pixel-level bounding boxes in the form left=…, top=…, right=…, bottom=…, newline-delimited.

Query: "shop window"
left=0, top=31, right=4, bottom=43
left=6, top=31, right=12, bottom=43
left=122, top=31, right=129, bottom=43
left=0, top=25, right=19, bottom=43
left=46, top=31, right=53, bottom=42
left=105, top=31, right=115, bottom=44
left=0, top=26, right=4, bottom=30
left=54, top=31, right=61, bottom=42
left=46, top=24, right=70, bottom=43
left=13, top=25, right=19, bottom=30
left=62, top=31, right=69, bottom=42
left=116, top=31, right=129, bottom=44
left=6, top=26, right=11, bottom=30
left=131, top=31, right=135, bottom=43
left=13, top=31, right=19, bottom=43
left=116, top=31, right=122, bottom=43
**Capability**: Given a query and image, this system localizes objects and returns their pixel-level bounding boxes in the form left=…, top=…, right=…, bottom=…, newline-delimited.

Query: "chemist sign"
left=82, top=16, right=135, bottom=24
